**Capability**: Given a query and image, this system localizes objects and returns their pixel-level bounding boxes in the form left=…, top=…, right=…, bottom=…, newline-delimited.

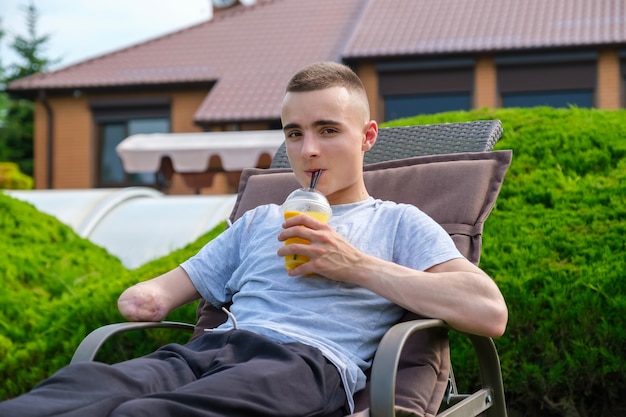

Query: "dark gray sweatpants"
left=0, top=329, right=348, bottom=417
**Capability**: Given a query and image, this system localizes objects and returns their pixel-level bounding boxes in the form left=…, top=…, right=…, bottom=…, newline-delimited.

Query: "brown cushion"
left=197, top=150, right=512, bottom=415
left=230, top=150, right=512, bottom=264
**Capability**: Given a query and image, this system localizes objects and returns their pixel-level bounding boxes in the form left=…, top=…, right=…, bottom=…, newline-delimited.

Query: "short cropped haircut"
left=286, top=62, right=366, bottom=95
left=286, top=62, right=370, bottom=118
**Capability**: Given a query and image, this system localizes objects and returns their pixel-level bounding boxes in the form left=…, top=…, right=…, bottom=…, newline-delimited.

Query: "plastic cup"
left=281, top=188, right=332, bottom=271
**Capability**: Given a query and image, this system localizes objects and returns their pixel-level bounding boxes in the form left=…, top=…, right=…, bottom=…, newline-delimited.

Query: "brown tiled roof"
left=192, top=0, right=366, bottom=123
left=7, top=0, right=626, bottom=124
left=9, top=0, right=367, bottom=123
left=345, top=0, right=626, bottom=57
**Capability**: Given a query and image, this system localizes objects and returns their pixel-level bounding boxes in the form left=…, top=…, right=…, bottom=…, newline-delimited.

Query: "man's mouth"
left=306, top=169, right=325, bottom=176
left=307, top=169, right=325, bottom=189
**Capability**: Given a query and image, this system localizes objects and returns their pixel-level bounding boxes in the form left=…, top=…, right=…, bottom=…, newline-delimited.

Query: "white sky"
left=0, top=0, right=213, bottom=71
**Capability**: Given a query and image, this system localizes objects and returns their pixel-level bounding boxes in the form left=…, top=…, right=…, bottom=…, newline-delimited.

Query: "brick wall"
left=34, top=90, right=219, bottom=190
left=33, top=96, right=92, bottom=189
left=31, top=50, right=624, bottom=191
left=597, top=49, right=621, bottom=109
left=474, top=56, right=497, bottom=109
left=171, top=90, right=208, bottom=132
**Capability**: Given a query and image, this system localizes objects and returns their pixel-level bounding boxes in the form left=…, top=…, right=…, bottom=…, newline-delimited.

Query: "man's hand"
left=277, top=214, right=363, bottom=281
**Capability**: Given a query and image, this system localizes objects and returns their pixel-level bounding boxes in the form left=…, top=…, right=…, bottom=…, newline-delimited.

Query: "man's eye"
left=321, top=128, right=338, bottom=135
left=286, top=131, right=302, bottom=139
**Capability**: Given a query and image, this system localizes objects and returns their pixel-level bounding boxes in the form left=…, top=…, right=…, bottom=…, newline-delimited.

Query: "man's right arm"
left=117, top=266, right=201, bottom=322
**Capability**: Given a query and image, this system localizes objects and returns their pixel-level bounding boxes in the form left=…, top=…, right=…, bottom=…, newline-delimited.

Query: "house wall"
left=355, top=61, right=382, bottom=121
left=166, top=90, right=211, bottom=195
left=171, top=90, right=209, bottom=132
left=33, top=101, right=49, bottom=189
left=474, top=56, right=498, bottom=109
left=363, top=50, right=623, bottom=117
left=54, top=96, right=93, bottom=189
left=597, top=48, right=621, bottom=109
left=34, top=96, right=92, bottom=189
left=34, top=90, right=208, bottom=190
left=32, top=49, right=624, bottom=193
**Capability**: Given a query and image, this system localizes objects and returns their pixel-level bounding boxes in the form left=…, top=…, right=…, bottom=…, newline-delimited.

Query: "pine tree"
left=0, top=2, right=59, bottom=178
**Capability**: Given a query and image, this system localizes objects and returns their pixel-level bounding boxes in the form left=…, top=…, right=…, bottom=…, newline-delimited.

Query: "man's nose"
left=301, top=135, right=320, bottom=159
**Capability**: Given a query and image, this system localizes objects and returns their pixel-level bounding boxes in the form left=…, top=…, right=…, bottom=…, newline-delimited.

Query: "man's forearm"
left=118, top=266, right=201, bottom=321
left=352, top=256, right=508, bottom=338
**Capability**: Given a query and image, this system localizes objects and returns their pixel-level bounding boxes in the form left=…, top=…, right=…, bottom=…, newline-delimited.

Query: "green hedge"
left=1, top=107, right=624, bottom=416
left=385, top=107, right=626, bottom=416
left=0, top=162, right=33, bottom=189
left=0, top=192, right=227, bottom=399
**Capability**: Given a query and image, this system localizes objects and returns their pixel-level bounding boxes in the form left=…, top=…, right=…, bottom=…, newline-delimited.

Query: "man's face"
left=280, top=86, right=376, bottom=205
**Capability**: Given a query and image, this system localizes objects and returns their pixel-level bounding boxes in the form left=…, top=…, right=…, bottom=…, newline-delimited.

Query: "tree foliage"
left=0, top=1, right=59, bottom=177
left=5, top=2, right=59, bottom=82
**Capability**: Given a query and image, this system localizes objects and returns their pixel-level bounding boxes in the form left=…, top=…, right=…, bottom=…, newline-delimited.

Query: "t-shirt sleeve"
left=180, top=214, right=247, bottom=307
left=393, top=204, right=463, bottom=271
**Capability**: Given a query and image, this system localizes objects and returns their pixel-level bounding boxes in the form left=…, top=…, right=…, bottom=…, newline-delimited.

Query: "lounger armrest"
left=369, top=319, right=448, bottom=417
left=70, top=321, right=195, bottom=364
left=369, top=319, right=507, bottom=417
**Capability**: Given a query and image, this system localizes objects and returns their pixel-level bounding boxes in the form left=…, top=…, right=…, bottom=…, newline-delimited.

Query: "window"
left=502, top=90, right=593, bottom=108
left=385, top=92, right=471, bottom=119
left=99, top=118, right=170, bottom=186
left=378, top=59, right=474, bottom=120
left=91, top=99, right=170, bottom=187
left=497, top=52, right=596, bottom=109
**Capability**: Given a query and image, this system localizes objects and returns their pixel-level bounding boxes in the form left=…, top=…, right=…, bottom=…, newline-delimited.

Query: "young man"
left=0, top=62, right=507, bottom=417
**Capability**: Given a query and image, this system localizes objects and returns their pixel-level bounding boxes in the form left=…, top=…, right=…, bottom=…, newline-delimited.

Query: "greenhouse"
left=6, top=187, right=236, bottom=269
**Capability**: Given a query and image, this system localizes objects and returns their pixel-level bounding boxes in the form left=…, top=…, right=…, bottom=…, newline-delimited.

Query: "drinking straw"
left=310, top=169, right=322, bottom=189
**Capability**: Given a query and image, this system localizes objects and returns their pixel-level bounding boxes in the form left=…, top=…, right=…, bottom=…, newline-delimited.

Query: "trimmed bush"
left=1, top=107, right=624, bottom=416
left=0, top=191, right=226, bottom=399
left=0, top=162, right=33, bottom=189
left=385, top=107, right=626, bottom=416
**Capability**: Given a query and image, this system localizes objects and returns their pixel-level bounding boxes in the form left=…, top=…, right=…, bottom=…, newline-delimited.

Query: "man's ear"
left=362, top=120, right=378, bottom=152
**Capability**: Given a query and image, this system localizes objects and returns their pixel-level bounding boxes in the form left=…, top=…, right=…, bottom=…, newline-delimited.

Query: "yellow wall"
left=33, top=102, right=50, bottom=189
left=474, top=56, right=498, bottom=109
left=31, top=53, right=624, bottom=192
left=355, top=61, right=381, bottom=121
left=356, top=53, right=620, bottom=118
left=171, top=90, right=207, bottom=132
left=597, top=49, right=621, bottom=109
left=34, top=96, right=93, bottom=189
left=52, top=96, right=92, bottom=188
left=33, top=89, right=209, bottom=190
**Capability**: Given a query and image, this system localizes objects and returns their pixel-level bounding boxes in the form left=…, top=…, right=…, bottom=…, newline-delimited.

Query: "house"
left=7, top=0, right=626, bottom=194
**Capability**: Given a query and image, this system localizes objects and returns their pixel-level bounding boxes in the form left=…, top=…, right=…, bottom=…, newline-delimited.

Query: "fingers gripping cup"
left=281, top=188, right=332, bottom=271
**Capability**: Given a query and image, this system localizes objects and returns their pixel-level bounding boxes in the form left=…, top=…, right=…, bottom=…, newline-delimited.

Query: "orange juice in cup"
left=281, top=188, right=332, bottom=270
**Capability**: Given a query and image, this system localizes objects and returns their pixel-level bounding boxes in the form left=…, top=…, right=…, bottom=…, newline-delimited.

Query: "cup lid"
left=282, top=188, right=332, bottom=215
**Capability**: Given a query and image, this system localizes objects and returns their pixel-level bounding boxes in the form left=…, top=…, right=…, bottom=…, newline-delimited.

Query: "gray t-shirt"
left=181, top=197, right=462, bottom=411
